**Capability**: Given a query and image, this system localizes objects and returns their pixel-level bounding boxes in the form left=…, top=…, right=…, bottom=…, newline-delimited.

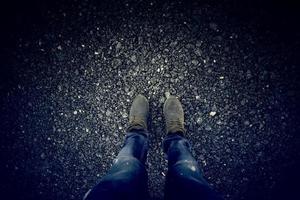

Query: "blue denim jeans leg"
left=84, top=130, right=149, bottom=200
left=163, top=133, right=223, bottom=200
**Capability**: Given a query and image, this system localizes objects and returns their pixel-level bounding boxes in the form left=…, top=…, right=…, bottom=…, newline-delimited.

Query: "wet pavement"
left=0, top=0, right=299, bottom=199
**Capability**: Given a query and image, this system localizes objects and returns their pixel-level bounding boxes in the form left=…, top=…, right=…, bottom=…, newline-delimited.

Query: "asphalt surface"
left=0, top=0, right=299, bottom=199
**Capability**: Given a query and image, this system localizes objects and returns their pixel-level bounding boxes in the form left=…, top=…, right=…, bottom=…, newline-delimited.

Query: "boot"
left=127, top=94, right=149, bottom=132
left=163, top=96, right=185, bottom=135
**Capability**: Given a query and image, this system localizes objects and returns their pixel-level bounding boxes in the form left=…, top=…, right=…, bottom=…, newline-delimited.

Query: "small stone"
left=159, top=96, right=166, bottom=104
left=196, top=117, right=203, bottom=124
left=58, top=85, right=62, bottom=91
left=216, top=120, right=222, bottom=125
left=106, top=110, right=112, bottom=116
left=195, top=49, right=202, bottom=56
left=73, top=110, right=78, bottom=115
left=209, top=111, right=217, bottom=116
left=165, top=91, right=171, bottom=98
left=192, top=60, right=199, bottom=65
left=205, top=125, right=212, bottom=131
left=241, top=99, right=247, bottom=106
left=113, top=59, right=122, bottom=68
left=244, top=120, right=250, bottom=126
left=127, top=91, right=134, bottom=96
left=130, top=55, right=137, bottom=62
left=116, top=42, right=122, bottom=50
left=122, top=112, right=128, bottom=118
left=219, top=76, right=224, bottom=80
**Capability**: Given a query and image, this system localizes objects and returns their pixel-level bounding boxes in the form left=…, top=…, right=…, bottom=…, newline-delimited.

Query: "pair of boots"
left=127, top=94, right=185, bottom=136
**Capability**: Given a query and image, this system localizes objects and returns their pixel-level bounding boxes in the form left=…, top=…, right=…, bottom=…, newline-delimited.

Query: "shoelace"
left=128, top=116, right=147, bottom=129
left=167, top=119, right=183, bottom=128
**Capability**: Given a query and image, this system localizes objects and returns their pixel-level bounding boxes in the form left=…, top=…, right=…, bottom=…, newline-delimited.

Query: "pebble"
left=106, top=110, right=112, bottom=116
left=209, top=111, right=217, bottom=116
left=130, top=55, right=137, bottom=62
left=165, top=91, right=171, bottom=98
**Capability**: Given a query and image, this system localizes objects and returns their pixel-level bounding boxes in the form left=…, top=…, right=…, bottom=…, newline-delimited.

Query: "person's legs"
left=163, top=133, right=222, bottom=200
left=162, top=96, right=222, bottom=200
left=84, top=95, right=150, bottom=200
left=84, top=130, right=149, bottom=200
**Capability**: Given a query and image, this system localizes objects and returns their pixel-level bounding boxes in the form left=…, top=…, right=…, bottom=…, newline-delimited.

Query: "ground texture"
left=0, top=0, right=299, bottom=199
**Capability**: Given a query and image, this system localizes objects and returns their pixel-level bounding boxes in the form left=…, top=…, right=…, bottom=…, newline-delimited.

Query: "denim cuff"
left=162, top=133, right=191, bottom=153
left=120, top=130, right=149, bottom=163
left=126, top=129, right=148, bottom=139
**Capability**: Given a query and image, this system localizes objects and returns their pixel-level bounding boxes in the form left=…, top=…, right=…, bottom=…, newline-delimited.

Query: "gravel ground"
left=0, top=0, right=299, bottom=199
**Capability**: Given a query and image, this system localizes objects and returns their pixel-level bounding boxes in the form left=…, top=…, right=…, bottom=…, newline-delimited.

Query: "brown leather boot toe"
left=163, top=96, right=185, bottom=135
left=127, top=94, right=149, bottom=132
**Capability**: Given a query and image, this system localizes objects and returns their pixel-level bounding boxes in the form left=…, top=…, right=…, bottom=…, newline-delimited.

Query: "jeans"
left=84, top=130, right=223, bottom=200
